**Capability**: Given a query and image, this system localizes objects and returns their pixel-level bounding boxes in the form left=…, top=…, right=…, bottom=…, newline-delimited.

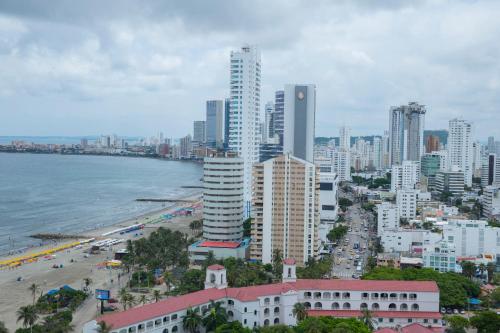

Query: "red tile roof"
left=283, top=258, right=296, bottom=265
left=402, top=323, right=440, bottom=333
left=207, top=264, right=225, bottom=271
left=97, top=279, right=439, bottom=329
left=374, top=328, right=397, bottom=333
left=98, top=288, right=226, bottom=329
left=199, top=241, right=241, bottom=249
left=307, top=310, right=442, bottom=319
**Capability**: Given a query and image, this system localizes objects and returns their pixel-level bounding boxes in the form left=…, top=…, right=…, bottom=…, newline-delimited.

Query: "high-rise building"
left=397, top=189, right=418, bottom=220
left=421, top=153, right=442, bottom=190
left=193, top=120, right=206, bottom=144
left=488, top=136, right=495, bottom=154
left=339, top=126, right=351, bottom=151
left=333, top=150, right=351, bottom=182
left=373, top=137, right=383, bottom=170
left=481, top=153, right=500, bottom=187
left=389, top=102, right=426, bottom=165
left=251, top=154, right=319, bottom=266
left=259, top=143, right=283, bottom=163
left=425, top=135, right=440, bottom=153
left=391, top=160, right=420, bottom=192
left=448, top=119, right=474, bottom=187
left=377, top=202, right=400, bottom=235
left=283, top=84, right=316, bottom=162
left=263, top=102, right=274, bottom=143
left=273, top=90, right=285, bottom=145
left=224, top=98, right=230, bottom=148
left=482, top=186, right=500, bottom=218
left=228, top=45, right=261, bottom=217
left=472, top=141, right=483, bottom=178
left=206, top=100, right=224, bottom=148
left=180, top=135, right=192, bottom=159
left=202, top=153, right=244, bottom=241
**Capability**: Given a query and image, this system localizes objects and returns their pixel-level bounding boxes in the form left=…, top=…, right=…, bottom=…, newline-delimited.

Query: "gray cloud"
left=0, top=0, right=499, bottom=139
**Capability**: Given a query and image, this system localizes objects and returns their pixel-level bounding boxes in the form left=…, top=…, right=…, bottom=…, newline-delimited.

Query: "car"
left=459, top=309, right=465, bottom=314
left=346, top=266, right=351, bottom=269
left=446, top=309, right=453, bottom=314
left=453, top=309, right=459, bottom=314
left=108, top=298, right=118, bottom=303
left=440, top=307, right=446, bottom=314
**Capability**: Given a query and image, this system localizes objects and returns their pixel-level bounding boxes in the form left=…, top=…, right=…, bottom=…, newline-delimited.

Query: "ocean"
left=0, top=153, right=203, bottom=254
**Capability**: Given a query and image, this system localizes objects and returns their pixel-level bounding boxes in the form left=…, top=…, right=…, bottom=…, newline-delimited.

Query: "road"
left=331, top=189, right=376, bottom=279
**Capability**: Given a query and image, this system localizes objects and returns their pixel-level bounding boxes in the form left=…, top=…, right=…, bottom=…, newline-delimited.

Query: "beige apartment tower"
left=251, top=154, right=320, bottom=266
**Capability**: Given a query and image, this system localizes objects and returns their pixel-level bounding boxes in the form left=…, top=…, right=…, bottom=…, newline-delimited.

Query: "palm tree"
left=359, top=309, right=375, bottom=330
left=163, top=271, right=174, bottom=293
left=202, top=300, right=227, bottom=332
left=478, top=263, right=486, bottom=279
left=125, top=293, right=136, bottom=310
left=138, top=294, right=148, bottom=306
left=16, top=305, right=38, bottom=333
left=153, top=289, right=162, bottom=303
left=95, top=321, right=113, bottom=333
left=27, top=283, right=40, bottom=305
left=119, top=288, right=129, bottom=310
left=292, top=302, right=307, bottom=322
left=0, top=321, right=8, bottom=333
left=183, top=307, right=202, bottom=333
left=460, top=261, right=476, bottom=280
left=486, top=262, right=495, bottom=283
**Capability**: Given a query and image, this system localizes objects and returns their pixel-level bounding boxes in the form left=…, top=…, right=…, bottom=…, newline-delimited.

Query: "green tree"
left=0, top=321, right=8, bottom=333
left=214, top=321, right=252, bottom=333
left=202, top=301, right=227, bottom=332
left=292, top=302, right=307, bottom=322
left=138, top=295, right=148, bottom=306
left=445, top=315, right=469, bottom=331
left=366, top=256, right=377, bottom=271
left=125, top=293, right=136, bottom=310
left=460, top=261, right=476, bottom=279
left=27, top=283, right=40, bottom=306
left=152, top=289, right=161, bottom=303
left=272, top=249, right=283, bottom=279
left=183, top=307, right=202, bottom=333
left=163, top=271, right=175, bottom=293
left=490, top=287, right=500, bottom=307
left=95, top=321, right=113, bottom=333
left=16, top=305, right=38, bottom=333
left=469, top=311, right=500, bottom=333
left=486, top=262, right=495, bottom=283
left=359, top=309, right=375, bottom=330
left=243, top=218, right=252, bottom=238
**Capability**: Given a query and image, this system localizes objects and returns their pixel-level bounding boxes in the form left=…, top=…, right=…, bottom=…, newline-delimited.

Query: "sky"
left=0, top=0, right=499, bottom=140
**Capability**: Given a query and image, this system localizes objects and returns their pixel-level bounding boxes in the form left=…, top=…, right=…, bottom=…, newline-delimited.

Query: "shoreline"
left=0, top=190, right=202, bottom=262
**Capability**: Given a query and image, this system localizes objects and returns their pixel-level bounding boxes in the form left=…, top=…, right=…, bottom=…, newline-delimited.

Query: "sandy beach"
left=0, top=192, right=202, bottom=332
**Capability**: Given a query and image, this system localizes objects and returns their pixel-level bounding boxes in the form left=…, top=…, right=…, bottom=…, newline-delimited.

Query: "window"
left=274, top=307, right=280, bottom=314
left=388, top=303, right=397, bottom=310
left=371, top=303, right=380, bottom=310
left=264, top=298, right=270, bottom=305
left=172, top=327, right=178, bottom=333
left=389, top=318, right=394, bottom=323
left=320, top=183, right=333, bottom=191
left=360, top=303, right=368, bottom=310
left=228, top=311, right=234, bottom=318
left=264, top=319, right=270, bottom=326
left=314, top=302, right=322, bottom=310
left=314, top=292, right=322, bottom=299
left=171, top=314, right=177, bottom=320
left=378, top=318, right=383, bottom=323
left=274, top=318, right=279, bottom=324
left=342, top=302, right=351, bottom=310
left=244, top=307, right=247, bottom=313
left=332, top=302, right=340, bottom=310
left=264, top=308, right=270, bottom=316
left=322, top=205, right=335, bottom=211
left=408, top=319, right=413, bottom=323
left=304, top=302, right=311, bottom=309
left=411, top=304, right=419, bottom=311
left=400, top=303, right=408, bottom=311
left=342, top=292, right=350, bottom=299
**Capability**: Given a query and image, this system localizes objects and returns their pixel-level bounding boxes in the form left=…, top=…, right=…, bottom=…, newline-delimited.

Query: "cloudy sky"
left=0, top=0, right=499, bottom=139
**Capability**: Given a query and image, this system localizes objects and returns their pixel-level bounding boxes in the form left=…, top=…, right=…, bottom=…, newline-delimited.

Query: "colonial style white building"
left=83, top=260, right=442, bottom=333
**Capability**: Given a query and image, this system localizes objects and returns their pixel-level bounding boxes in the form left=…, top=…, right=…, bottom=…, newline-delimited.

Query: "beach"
left=0, top=192, right=202, bottom=332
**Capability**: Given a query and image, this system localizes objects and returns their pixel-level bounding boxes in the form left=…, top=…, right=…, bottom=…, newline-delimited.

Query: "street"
left=331, top=189, right=376, bottom=279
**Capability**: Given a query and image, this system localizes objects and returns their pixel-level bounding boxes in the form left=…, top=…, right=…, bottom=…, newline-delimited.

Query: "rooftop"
left=207, top=264, right=225, bottom=271
left=198, top=241, right=241, bottom=249
left=307, top=310, right=442, bottom=319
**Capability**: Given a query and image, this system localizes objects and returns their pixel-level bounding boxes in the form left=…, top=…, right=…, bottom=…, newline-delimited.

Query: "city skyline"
left=1, top=1, right=500, bottom=139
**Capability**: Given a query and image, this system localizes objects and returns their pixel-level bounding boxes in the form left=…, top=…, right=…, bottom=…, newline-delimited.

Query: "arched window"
left=210, top=273, right=216, bottom=283
left=343, top=302, right=351, bottom=310
left=274, top=318, right=279, bottom=324
left=362, top=292, right=369, bottom=299
left=228, top=311, right=234, bottom=317
left=274, top=307, right=280, bottom=314
left=409, top=293, right=417, bottom=300
left=274, top=296, right=280, bottom=304
left=333, top=292, right=341, bottom=299
left=388, top=303, right=397, bottom=310
left=371, top=293, right=379, bottom=299
left=390, top=293, right=397, bottom=300
left=400, top=293, right=408, bottom=300
left=304, top=302, right=311, bottom=309
left=171, top=314, right=178, bottom=321
left=314, top=302, right=322, bottom=310
left=228, top=300, right=234, bottom=305
left=264, top=319, right=270, bottom=326
left=342, top=292, right=350, bottom=299
left=264, top=308, right=270, bottom=316
left=381, top=293, right=389, bottom=300
left=172, top=327, right=178, bottom=333
left=371, top=303, right=380, bottom=310
left=400, top=303, right=408, bottom=311
left=331, top=302, right=339, bottom=310
left=288, top=268, right=292, bottom=277
left=304, top=292, right=312, bottom=299
left=163, top=316, right=169, bottom=323
left=162, top=329, right=168, bottom=333
left=323, top=292, right=331, bottom=299
left=264, top=298, right=270, bottom=305
left=314, top=292, right=322, bottom=299
left=128, top=327, right=136, bottom=333
left=411, top=304, right=419, bottom=311
left=360, top=303, right=368, bottom=310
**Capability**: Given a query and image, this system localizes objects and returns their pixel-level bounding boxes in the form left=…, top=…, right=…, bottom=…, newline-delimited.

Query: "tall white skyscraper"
left=206, top=100, right=224, bottom=148
left=389, top=102, right=426, bottom=165
left=283, top=84, right=316, bottom=162
left=448, top=118, right=474, bottom=187
left=193, top=121, right=206, bottom=144
left=228, top=45, right=261, bottom=216
left=391, top=160, right=420, bottom=192
left=373, top=137, right=383, bottom=170
left=339, top=126, right=351, bottom=151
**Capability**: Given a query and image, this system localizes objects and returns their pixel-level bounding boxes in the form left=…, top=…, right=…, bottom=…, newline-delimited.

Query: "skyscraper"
left=425, top=135, right=440, bottom=153
left=224, top=98, right=230, bottom=148
left=339, top=126, right=351, bottom=151
left=448, top=118, right=474, bottom=187
left=273, top=90, right=285, bottom=145
left=193, top=120, right=206, bottom=144
left=206, top=100, right=224, bottom=148
left=251, top=154, right=319, bottom=266
left=481, top=154, right=500, bottom=187
left=389, top=102, right=426, bottom=165
left=263, top=101, right=274, bottom=143
left=228, top=45, right=261, bottom=216
left=283, top=84, right=316, bottom=162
